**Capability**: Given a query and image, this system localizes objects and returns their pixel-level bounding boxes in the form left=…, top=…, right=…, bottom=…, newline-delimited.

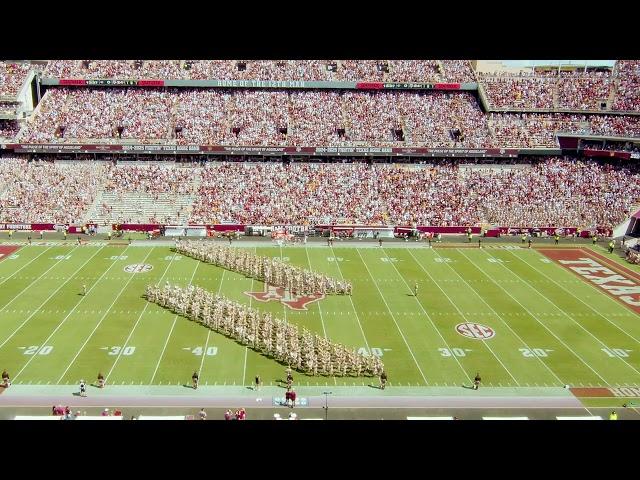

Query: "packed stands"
left=557, top=71, right=612, bottom=110
left=0, top=158, right=107, bottom=224
left=0, top=158, right=638, bottom=229
left=0, top=62, right=31, bottom=97
left=0, top=120, right=20, bottom=138
left=481, top=76, right=556, bottom=110
left=188, top=159, right=640, bottom=228
left=20, top=87, right=639, bottom=148
left=480, top=66, right=640, bottom=113
left=42, top=60, right=477, bottom=83
left=612, top=61, right=640, bottom=111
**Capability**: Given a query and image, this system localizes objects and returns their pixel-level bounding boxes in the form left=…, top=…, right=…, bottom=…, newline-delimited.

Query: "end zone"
left=538, top=248, right=640, bottom=315
left=0, top=245, right=21, bottom=262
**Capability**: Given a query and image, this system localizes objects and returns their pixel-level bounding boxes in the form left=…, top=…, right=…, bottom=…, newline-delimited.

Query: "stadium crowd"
left=188, top=159, right=640, bottom=228
left=19, top=88, right=640, bottom=148
left=0, top=157, right=638, bottom=229
left=480, top=66, right=640, bottom=113
left=0, top=120, right=19, bottom=138
left=612, top=61, right=640, bottom=111
left=0, top=62, right=31, bottom=97
left=42, top=60, right=478, bottom=83
left=0, top=158, right=106, bottom=223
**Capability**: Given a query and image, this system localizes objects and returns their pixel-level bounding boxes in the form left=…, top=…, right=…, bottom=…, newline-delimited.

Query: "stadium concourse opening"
left=0, top=59, right=639, bottom=420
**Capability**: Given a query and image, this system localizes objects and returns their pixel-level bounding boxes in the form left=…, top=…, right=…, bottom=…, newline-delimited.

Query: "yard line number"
left=191, top=346, right=218, bottom=356
left=438, top=347, right=468, bottom=357
left=434, top=257, right=452, bottom=263
left=107, top=346, right=136, bottom=356
left=519, top=348, right=552, bottom=358
left=23, top=345, right=53, bottom=355
left=357, top=347, right=384, bottom=357
left=601, top=347, right=631, bottom=358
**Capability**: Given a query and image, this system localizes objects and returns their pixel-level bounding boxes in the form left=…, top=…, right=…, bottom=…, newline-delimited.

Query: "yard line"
left=328, top=245, right=371, bottom=351
left=0, top=246, right=97, bottom=352
left=105, top=249, right=179, bottom=382
left=56, top=248, right=156, bottom=383
left=458, top=249, right=611, bottom=385
left=304, top=247, right=328, bottom=339
left=199, top=269, right=227, bottom=379
left=422, top=248, right=565, bottom=386
left=0, top=245, right=81, bottom=312
left=380, top=247, right=472, bottom=383
left=406, top=249, right=520, bottom=386
left=355, top=248, right=429, bottom=385
left=0, top=246, right=53, bottom=288
left=489, top=250, right=640, bottom=378
left=149, top=260, right=200, bottom=384
left=305, top=246, right=336, bottom=386
left=514, top=251, right=640, bottom=345
left=240, top=247, right=257, bottom=387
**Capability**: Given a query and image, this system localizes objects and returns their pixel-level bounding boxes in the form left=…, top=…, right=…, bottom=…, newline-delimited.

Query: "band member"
left=380, top=371, right=387, bottom=390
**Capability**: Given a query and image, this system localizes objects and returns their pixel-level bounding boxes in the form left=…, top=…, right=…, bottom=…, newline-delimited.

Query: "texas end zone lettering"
left=559, top=258, right=640, bottom=306
left=540, top=249, right=640, bottom=314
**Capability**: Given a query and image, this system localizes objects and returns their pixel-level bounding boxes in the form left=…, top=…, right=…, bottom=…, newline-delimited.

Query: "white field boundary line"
left=149, top=260, right=201, bottom=384
left=305, top=246, right=337, bottom=386
left=0, top=247, right=113, bottom=374
left=328, top=245, right=372, bottom=352
left=355, top=248, right=429, bottom=385
left=515, top=250, right=640, bottom=341
left=486, top=249, right=640, bottom=379
left=378, top=247, right=472, bottom=384
left=422, top=248, right=565, bottom=386
left=105, top=249, right=180, bottom=382
left=404, top=248, right=518, bottom=386
left=458, top=249, right=611, bottom=386
left=198, top=269, right=227, bottom=379
left=0, top=245, right=96, bottom=352
left=55, top=248, right=156, bottom=383
left=0, top=245, right=81, bottom=312
left=0, top=246, right=54, bottom=288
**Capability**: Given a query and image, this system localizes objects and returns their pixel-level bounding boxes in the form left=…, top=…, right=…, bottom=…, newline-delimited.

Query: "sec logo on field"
left=124, top=264, right=154, bottom=273
left=455, top=322, right=495, bottom=340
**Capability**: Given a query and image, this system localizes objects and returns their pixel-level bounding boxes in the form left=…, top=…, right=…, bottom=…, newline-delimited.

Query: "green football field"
left=1, top=240, right=640, bottom=393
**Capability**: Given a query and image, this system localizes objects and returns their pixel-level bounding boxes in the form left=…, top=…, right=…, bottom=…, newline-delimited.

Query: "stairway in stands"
left=85, top=168, right=201, bottom=226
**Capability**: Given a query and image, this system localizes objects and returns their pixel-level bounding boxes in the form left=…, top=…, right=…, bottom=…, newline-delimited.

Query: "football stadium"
left=0, top=59, right=639, bottom=421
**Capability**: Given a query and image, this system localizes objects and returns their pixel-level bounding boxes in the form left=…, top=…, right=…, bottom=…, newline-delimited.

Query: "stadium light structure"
left=323, top=391, right=333, bottom=421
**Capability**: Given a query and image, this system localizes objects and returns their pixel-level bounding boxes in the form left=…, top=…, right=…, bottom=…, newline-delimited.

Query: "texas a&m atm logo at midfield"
left=244, top=285, right=325, bottom=311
